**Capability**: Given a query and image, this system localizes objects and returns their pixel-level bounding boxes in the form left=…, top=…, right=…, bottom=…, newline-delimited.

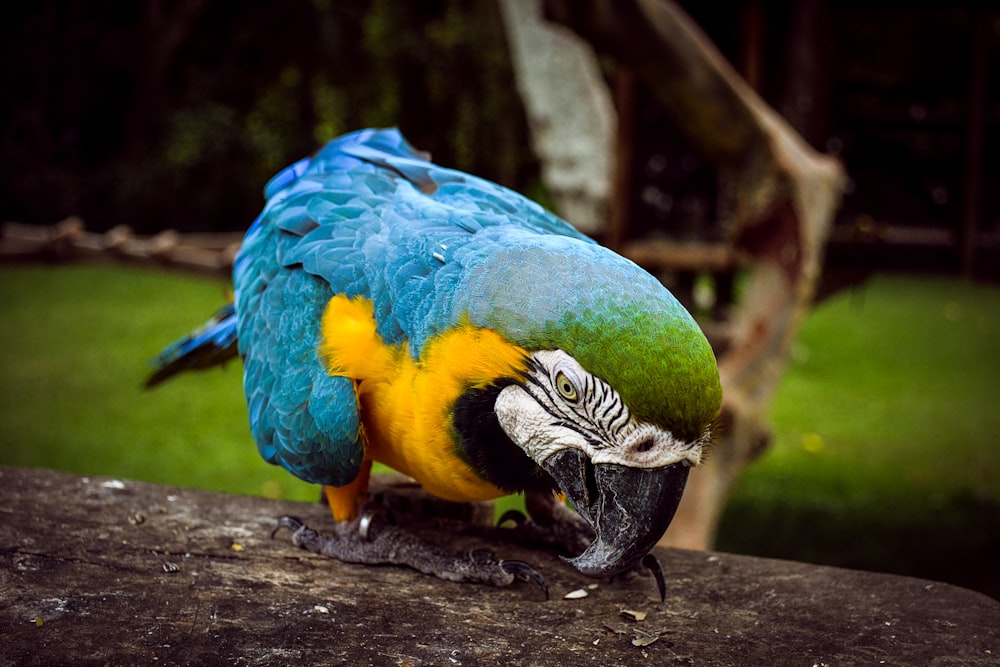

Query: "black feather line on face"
left=523, top=363, right=630, bottom=452
left=520, top=380, right=609, bottom=450
left=451, top=380, right=557, bottom=495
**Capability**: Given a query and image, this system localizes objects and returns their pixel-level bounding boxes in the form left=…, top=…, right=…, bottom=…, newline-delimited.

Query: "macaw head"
left=452, top=233, right=722, bottom=577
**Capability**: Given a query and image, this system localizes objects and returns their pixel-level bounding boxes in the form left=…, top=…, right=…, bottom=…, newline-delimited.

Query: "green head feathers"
left=455, top=235, right=723, bottom=442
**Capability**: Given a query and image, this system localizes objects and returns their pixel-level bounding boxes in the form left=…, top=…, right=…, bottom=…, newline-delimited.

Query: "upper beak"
left=542, top=448, right=690, bottom=577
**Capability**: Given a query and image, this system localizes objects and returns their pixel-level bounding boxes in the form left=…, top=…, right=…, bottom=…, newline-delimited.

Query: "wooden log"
left=0, top=221, right=238, bottom=277
left=619, top=239, right=738, bottom=272
left=1, top=466, right=997, bottom=666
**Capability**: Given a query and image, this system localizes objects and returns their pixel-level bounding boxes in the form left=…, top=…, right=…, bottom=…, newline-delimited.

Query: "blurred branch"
left=0, top=218, right=239, bottom=277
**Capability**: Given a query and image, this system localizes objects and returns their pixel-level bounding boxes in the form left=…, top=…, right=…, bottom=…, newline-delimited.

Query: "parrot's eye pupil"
left=554, top=371, right=579, bottom=402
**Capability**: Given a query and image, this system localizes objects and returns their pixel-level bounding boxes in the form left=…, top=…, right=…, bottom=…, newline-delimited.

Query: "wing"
left=233, top=128, right=595, bottom=486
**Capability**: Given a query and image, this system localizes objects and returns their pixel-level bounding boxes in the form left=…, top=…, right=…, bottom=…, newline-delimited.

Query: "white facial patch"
left=494, top=350, right=706, bottom=469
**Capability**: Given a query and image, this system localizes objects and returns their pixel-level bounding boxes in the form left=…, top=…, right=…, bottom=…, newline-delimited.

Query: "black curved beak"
left=542, top=449, right=690, bottom=577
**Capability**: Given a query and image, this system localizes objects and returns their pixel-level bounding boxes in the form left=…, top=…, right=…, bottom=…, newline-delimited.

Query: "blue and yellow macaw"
left=149, top=128, right=721, bottom=594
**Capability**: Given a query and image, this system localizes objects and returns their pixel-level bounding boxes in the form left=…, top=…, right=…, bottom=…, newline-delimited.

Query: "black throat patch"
left=451, top=382, right=557, bottom=496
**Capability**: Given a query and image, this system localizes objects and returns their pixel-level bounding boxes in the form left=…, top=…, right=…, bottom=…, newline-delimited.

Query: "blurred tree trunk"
left=543, top=0, right=846, bottom=549
left=497, top=0, right=615, bottom=235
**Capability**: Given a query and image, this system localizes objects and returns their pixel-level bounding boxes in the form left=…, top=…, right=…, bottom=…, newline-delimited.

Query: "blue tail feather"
left=145, top=303, right=238, bottom=387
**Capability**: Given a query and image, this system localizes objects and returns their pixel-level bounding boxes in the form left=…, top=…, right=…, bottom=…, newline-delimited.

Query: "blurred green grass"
left=716, top=273, right=1000, bottom=597
left=0, top=264, right=316, bottom=502
left=1, top=264, right=997, bottom=596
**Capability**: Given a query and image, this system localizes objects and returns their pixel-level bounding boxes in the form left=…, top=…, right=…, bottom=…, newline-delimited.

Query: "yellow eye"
left=555, top=371, right=578, bottom=402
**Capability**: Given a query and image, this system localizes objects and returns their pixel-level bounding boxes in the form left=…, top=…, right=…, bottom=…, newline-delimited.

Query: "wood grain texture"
left=1, top=466, right=997, bottom=666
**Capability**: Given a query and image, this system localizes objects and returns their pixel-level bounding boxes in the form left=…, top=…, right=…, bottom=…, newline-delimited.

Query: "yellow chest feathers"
left=318, top=294, right=529, bottom=502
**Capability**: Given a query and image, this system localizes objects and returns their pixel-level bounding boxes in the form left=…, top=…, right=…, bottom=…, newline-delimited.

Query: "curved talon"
left=497, top=509, right=528, bottom=528
left=357, top=505, right=395, bottom=541
left=500, top=559, right=549, bottom=601
left=641, top=553, right=667, bottom=603
left=358, top=509, right=375, bottom=541
left=271, top=515, right=305, bottom=540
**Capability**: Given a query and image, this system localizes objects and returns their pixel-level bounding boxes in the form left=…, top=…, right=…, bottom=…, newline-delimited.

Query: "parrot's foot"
left=497, top=508, right=593, bottom=555
left=271, top=514, right=548, bottom=600
left=497, top=490, right=595, bottom=556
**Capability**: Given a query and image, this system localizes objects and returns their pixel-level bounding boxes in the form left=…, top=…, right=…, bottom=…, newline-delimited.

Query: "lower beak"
left=542, top=449, right=690, bottom=577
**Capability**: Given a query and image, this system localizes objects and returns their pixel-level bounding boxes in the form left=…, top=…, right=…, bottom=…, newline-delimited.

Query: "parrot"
left=148, top=128, right=722, bottom=597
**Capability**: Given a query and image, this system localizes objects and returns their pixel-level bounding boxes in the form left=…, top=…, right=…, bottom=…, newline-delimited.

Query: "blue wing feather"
left=144, top=303, right=238, bottom=387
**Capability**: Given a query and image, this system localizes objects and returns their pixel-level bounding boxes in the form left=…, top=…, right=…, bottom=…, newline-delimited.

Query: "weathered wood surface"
left=1, top=467, right=997, bottom=667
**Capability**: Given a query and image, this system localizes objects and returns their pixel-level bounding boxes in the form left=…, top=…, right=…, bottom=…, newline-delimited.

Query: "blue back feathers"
left=234, top=129, right=596, bottom=485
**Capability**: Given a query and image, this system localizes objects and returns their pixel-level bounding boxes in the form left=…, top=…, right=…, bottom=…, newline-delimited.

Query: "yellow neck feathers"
left=319, top=294, right=529, bottom=502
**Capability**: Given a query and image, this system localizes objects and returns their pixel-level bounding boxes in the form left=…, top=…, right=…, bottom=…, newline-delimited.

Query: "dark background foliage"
left=4, top=1, right=998, bottom=269
left=1, top=0, right=538, bottom=234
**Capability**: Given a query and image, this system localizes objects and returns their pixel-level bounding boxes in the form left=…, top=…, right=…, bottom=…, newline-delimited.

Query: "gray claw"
left=641, top=553, right=667, bottom=602
left=500, top=559, right=549, bottom=600
left=358, top=508, right=376, bottom=541
left=357, top=504, right=397, bottom=541
left=271, top=515, right=305, bottom=539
